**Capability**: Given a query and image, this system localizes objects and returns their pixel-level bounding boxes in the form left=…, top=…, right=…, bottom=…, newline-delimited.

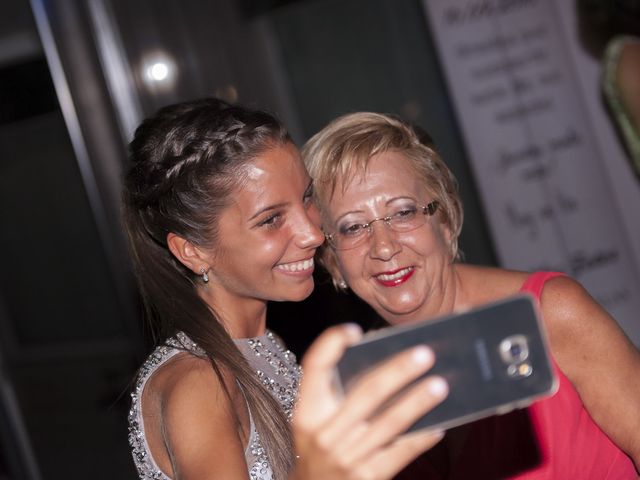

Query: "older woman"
left=303, top=112, right=640, bottom=478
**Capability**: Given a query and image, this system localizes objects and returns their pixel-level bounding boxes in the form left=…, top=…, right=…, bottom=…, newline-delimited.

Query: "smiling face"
left=323, top=150, right=454, bottom=324
left=201, top=142, right=324, bottom=320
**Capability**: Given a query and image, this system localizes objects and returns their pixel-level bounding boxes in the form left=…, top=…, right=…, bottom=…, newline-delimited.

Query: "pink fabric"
left=509, top=271, right=636, bottom=479
left=397, top=271, right=636, bottom=479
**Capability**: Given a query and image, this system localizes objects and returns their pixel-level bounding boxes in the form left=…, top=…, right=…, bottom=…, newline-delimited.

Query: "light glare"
left=141, top=52, right=177, bottom=90
left=148, top=62, right=169, bottom=81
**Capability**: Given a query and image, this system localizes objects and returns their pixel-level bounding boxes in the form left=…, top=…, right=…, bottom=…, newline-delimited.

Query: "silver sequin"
left=128, top=331, right=300, bottom=480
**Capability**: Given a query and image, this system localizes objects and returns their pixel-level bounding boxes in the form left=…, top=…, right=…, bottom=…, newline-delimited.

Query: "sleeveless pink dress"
left=505, top=271, right=636, bottom=479
left=395, top=271, right=636, bottom=479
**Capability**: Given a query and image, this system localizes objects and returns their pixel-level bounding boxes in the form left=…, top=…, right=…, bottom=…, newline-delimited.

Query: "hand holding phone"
left=335, top=294, right=558, bottom=433
left=291, top=324, right=448, bottom=480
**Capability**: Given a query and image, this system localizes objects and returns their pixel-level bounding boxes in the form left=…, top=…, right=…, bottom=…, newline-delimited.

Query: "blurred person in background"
left=579, top=0, right=640, bottom=177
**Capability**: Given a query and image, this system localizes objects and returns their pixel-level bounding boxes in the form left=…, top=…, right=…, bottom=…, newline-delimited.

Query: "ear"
left=441, top=222, right=454, bottom=243
left=320, top=247, right=346, bottom=289
left=438, top=222, right=457, bottom=260
left=166, top=232, right=208, bottom=274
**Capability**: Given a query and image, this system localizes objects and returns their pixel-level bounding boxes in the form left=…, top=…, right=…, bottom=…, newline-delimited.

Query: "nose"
left=297, top=204, right=325, bottom=249
left=368, top=220, right=401, bottom=260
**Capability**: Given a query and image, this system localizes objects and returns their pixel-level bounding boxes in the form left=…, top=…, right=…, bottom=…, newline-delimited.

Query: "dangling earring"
left=338, top=280, right=348, bottom=290
left=200, top=267, right=209, bottom=283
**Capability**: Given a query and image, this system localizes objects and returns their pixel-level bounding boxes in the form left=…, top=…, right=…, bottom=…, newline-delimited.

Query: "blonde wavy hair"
left=302, top=112, right=463, bottom=289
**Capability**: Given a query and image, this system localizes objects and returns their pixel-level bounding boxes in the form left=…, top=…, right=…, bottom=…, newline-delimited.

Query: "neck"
left=228, top=312, right=268, bottom=339
left=198, top=286, right=268, bottom=339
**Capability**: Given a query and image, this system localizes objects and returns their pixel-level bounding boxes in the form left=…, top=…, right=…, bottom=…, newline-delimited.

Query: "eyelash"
left=257, top=185, right=313, bottom=229
left=258, top=213, right=284, bottom=229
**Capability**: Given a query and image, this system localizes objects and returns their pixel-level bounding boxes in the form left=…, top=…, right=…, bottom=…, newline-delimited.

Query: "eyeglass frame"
left=325, top=200, right=440, bottom=250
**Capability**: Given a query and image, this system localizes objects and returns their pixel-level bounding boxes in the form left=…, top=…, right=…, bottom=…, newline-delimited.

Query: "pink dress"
left=505, top=271, right=636, bottom=479
left=395, top=271, right=636, bottom=479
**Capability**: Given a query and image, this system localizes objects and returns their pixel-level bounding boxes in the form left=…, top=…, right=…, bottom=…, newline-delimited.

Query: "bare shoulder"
left=537, top=274, right=603, bottom=333
left=146, top=352, right=217, bottom=398
left=146, top=353, right=248, bottom=477
left=457, top=264, right=530, bottom=303
left=537, top=275, right=639, bottom=375
left=156, top=353, right=237, bottom=428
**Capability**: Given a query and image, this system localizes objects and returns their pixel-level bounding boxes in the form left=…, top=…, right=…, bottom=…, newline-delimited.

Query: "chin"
left=284, top=282, right=315, bottom=302
left=379, top=304, right=424, bottom=325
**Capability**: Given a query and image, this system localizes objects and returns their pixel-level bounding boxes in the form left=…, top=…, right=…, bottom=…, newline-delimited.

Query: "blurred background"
left=0, top=0, right=637, bottom=478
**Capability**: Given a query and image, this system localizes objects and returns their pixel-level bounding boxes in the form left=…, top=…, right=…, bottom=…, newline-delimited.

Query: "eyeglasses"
left=325, top=201, right=440, bottom=250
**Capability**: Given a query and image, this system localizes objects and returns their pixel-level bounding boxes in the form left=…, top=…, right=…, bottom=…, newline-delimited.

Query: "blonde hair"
left=302, top=112, right=463, bottom=288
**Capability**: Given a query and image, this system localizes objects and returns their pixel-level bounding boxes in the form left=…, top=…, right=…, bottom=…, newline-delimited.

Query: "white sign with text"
left=423, top=0, right=640, bottom=344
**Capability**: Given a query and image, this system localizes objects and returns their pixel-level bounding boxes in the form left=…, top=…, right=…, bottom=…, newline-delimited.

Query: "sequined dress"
left=128, top=330, right=301, bottom=480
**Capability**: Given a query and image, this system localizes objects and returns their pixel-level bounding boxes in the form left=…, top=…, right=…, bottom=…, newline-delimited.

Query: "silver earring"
left=200, top=267, right=209, bottom=283
left=338, top=280, right=348, bottom=289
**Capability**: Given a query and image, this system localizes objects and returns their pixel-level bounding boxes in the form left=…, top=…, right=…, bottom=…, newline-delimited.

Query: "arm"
left=540, top=276, right=640, bottom=471
left=161, top=356, right=250, bottom=479
left=155, top=325, right=447, bottom=480
left=290, top=324, right=448, bottom=480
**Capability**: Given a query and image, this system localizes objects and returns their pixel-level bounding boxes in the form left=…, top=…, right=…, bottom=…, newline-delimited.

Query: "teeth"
left=376, top=267, right=412, bottom=281
left=277, top=258, right=314, bottom=272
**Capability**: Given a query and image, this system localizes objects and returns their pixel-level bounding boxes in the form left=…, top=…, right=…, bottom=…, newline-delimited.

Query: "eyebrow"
left=247, top=178, right=314, bottom=222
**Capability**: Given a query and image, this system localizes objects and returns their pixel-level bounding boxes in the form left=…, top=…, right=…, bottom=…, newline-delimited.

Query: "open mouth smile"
left=374, top=267, right=414, bottom=286
left=275, top=257, right=314, bottom=274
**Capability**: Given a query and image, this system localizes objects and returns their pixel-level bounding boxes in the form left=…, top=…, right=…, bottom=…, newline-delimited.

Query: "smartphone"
left=335, top=294, right=558, bottom=432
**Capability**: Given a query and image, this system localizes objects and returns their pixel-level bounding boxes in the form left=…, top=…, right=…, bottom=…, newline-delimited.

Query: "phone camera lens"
left=499, top=335, right=529, bottom=364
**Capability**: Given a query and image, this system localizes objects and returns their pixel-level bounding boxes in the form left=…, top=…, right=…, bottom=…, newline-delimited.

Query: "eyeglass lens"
left=328, top=201, right=439, bottom=250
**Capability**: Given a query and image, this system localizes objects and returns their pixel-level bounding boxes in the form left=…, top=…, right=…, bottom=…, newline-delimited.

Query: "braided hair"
left=122, top=98, right=294, bottom=478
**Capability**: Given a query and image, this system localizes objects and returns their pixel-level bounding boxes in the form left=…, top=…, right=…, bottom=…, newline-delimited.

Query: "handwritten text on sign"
left=422, top=0, right=640, bottom=342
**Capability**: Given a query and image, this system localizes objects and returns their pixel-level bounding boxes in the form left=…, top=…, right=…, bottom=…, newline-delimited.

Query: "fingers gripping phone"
left=335, top=294, right=558, bottom=433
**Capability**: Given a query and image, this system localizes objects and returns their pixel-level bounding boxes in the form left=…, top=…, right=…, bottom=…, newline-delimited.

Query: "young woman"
left=123, top=98, right=448, bottom=479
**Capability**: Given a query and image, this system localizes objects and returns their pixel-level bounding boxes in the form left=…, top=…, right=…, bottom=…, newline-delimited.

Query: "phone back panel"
left=336, top=294, right=558, bottom=432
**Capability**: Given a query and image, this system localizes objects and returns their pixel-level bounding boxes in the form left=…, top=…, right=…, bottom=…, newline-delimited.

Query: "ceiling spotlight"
left=147, top=62, right=169, bottom=82
left=141, top=52, right=177, bottom=90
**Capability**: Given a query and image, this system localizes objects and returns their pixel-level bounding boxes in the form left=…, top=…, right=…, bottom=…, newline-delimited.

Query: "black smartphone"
left=335, top=294, right=558, bottom=432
